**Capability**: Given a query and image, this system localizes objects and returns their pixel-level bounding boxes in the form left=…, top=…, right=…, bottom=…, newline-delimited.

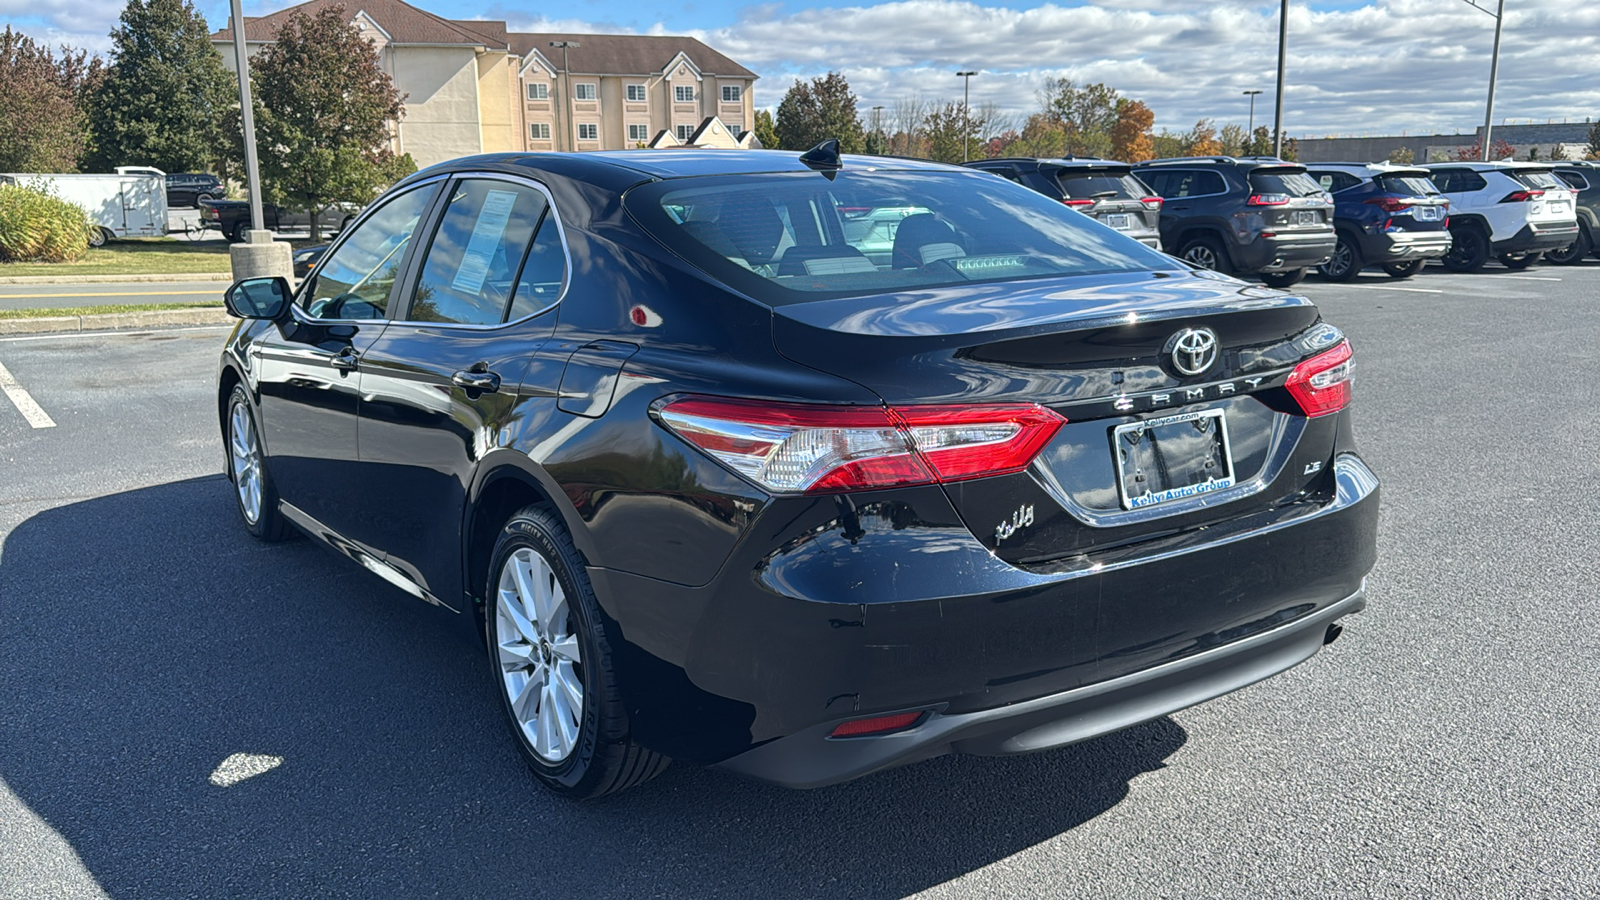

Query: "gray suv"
left=1548, top=161, right=1600, bottom=265
left=1133, top=157, right=1336, bottom=288
left=963, top=157, right=1162, bottom=249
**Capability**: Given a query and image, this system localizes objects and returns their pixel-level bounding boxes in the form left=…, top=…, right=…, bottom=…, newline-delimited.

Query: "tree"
left=1388, top=146, right=1415, bottom=165
left=1279, top=135, right=1299, bottom=162
left=1181, top=119, right=1223, bottom=157
left=889, top=95, right=929, bottom=157
left=1246, top=126, right=1273, bottom=156
left=1452, top=138, right=1515, bottom=162
left=1109, top=99, right=1154, bottom=162
left=1035, top=78, right=1120, bottom=157
left=921, top=100, right=988, bottom=164
left=1219, top=123, right=1248, bottom=156
left=248, top=6, right=414, bottom=240
left=88, top=0, right=233, bottom=173
left=1587, top=120, right=1600, bottom=159
left=773, top=72, right=865, bottom=153
left=751, top=109, right=778, bottom=150
left=0, top=27, right=102, bottom=172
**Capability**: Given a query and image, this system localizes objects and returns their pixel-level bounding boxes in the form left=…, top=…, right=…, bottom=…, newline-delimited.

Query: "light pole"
left=228, top=0, right=263, bottom=233
left=549, top=40, right=580, bottom=151
left=957, top=70, right=978, bottom=162
left=1458, top=0, right=1507, bottom=160
left=871, top=105, right=885, bottom=153
left=1272, top=0, right=1287, bottom=157
left=1243, top=89, right=1263, bottom=146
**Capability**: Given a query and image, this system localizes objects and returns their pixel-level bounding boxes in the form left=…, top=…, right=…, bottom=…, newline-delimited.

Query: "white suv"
left=1422, top=161, right=1579, bottom=271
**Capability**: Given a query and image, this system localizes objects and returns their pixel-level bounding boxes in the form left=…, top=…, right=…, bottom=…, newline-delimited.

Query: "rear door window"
left=1557, top=170, right=1590, bottom=191
left=407, top=179, right=550, bottom=326
left=1057, top=171, right=1150, bottom=199
left=1143, top=170, right=1225, bottom=198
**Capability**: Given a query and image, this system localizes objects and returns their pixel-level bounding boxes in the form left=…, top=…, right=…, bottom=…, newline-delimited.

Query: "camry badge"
left=1167, top=327, right=1220, bottom=376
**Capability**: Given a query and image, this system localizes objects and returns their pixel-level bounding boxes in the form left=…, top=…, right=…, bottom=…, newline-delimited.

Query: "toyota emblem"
left=1167, top=327, right=1219, bottom=376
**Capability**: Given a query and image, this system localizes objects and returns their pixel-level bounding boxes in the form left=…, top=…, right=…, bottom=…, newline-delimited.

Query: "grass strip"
left=0, top=301, right=223, bottom=320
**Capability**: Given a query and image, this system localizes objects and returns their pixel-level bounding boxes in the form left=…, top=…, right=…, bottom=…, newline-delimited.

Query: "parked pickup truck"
left=199, top=199, right=360, bottom=242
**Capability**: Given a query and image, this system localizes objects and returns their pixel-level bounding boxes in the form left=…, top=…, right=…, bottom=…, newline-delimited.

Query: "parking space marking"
left=1458, top=274, right=1562, bottom=282
left=0, top=359, right=57, bottom=428
left=1337, top=284, right=1444, bottom=294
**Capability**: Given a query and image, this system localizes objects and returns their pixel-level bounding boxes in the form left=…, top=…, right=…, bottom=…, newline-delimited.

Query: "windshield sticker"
left=451, top=189, right=519, bottom=294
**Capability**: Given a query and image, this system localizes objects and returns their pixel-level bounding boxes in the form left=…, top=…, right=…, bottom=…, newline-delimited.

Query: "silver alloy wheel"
left=495, top=547, right=584, bottom=763
left=1183, top=244, right=1219, bottom=270
left=229, top=399, right=263, bottom=524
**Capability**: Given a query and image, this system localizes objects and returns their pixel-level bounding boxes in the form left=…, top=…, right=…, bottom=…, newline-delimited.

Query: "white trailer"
left=1, top=170, right=168, bottom=245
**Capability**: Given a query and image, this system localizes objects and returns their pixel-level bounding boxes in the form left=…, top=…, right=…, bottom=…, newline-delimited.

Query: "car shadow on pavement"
left=0, top=476, right=1187, bottom=899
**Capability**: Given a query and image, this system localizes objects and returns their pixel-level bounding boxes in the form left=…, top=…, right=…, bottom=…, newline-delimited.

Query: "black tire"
left=1442, top=226, right=1489, bottom=272
left=1382, top=259, right=1426, bottom=278
left=486, top=504, right=668, bottom=799
left=1497, top=252, right=1541, bottom=269
left=1318, top=234, right=1363, bottom=282
left=226, top=385, right=292, bottom=542
left=1178, top=235, right=1232, bottom=275
left=229, top=221, right=249, bottom=243
left=1259, top=268, right=1307, bottom=289
left=87, top=227, right=111, bottom=248
left=1544, top=227, right=1591, bottom=265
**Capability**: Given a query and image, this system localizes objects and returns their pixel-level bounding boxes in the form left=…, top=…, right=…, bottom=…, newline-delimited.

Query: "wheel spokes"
left=549, top=634, right=580, bottom=663
left=497, top=587, right=538, bottom=644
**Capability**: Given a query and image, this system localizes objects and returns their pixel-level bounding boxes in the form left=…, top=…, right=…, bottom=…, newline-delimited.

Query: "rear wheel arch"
left=463, top=455, right=597, bottom=618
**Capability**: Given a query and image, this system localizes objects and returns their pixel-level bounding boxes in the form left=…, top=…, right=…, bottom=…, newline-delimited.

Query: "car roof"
left=423, top=149, right=962, bottom=182
left=1133, top=156, right=1301, bottom=170
left=967, top=157, right=1131, bottom=169
left=1422, top=160, right=1556, bottom=171
left=1305, top=162, right=1433, bottom=177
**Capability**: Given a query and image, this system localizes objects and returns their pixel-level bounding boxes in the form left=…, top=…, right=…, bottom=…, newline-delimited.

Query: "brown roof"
left=510, top=32, right=756, bottom=79
left=212, top=0, right=509, bottom=50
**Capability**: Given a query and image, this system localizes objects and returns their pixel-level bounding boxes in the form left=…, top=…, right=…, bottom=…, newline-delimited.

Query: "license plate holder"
left=1112, top=408, right=1236, bottom=510
left=1293, top=210, right=1317, bottom=225
left=1415, top=205, right=1443, bottom=221
left=1102, top=213, right=1134, bottom=230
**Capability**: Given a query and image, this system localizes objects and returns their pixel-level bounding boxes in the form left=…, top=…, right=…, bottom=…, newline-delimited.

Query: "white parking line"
left=1463, top=274, right=1562, bottom=282
left=1338, top=284, right=1444, bottom=294
left=0, top=359, right=56, bottom=428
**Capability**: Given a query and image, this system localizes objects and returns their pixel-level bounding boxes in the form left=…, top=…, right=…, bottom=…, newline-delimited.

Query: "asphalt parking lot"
left=1, top=262, right=1597, bottom=899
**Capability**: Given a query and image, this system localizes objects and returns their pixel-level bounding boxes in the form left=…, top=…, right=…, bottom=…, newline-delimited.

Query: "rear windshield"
left=1248, top=169, right=1325, bottom=197
left=1513, top=170, right=1565, bottom=190
left=1056, top=171, right=1151, bottom=200
left=1376, top=175, right=1440, bottom=196
left=625, top=170, right=1178, bottom=305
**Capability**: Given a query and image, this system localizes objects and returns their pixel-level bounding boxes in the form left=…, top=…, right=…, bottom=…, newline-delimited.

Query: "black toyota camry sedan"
left=217, top=146, right=1379, bottom=798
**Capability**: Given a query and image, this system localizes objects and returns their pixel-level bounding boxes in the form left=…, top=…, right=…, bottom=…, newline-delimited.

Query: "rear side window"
left=1430, top=170, right=1487, bottom=193
left=1513, top=170, right=1565, bottom=191
left=1057, top=171, right=1150, bottom=199
left=1142, top=170, right=1226, bottom=198
left=409, top=179, right=551, bottom=326
left=1310, top=171, right=1362, bottom=193
left=625, top=169, right=1177, bottom=304
left=1375, top=175, right=1440, bottom=196
left=1558, top=170, right=1591, bottom=191
left=1248, top=169, right=1325, bottom=197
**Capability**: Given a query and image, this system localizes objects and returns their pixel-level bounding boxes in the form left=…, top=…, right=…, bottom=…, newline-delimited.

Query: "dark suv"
left=1548, top=161, right=1600, bottom=265
left=166, top=173, right=222, bottom=208
left=1303, top=163, right=1452, bottom=280
left=962, top=157, right=1162, bottom=249
left=1132, top=157, right=1336, bottom=288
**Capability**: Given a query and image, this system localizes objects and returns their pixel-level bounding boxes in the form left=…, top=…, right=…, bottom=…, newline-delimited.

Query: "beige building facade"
left=214, top=0, right=759, bottom=167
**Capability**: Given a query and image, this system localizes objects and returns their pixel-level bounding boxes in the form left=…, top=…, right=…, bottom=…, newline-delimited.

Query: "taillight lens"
left=1285, top=341, right=1353, bottom=417
left=1501, top=190, right=1544, bottom=203
left=1364, top=196, right=1412, bottom=213
left=1247, top=193, right=1291, bottom=206
left=1062, top=198, right=1096, bottom=208
left=1141, top=196, right=1163, bottom=209
left=657, top=397, right=1065, bottom=493
left=830, top=711, right=925, bottom=738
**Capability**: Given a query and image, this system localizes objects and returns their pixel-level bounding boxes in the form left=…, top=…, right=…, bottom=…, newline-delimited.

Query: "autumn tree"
left=1181, top=119, right=1223, bottom=157
left=1219, top=123, right=1248, bottom=156
left=921, top=101, right=989, bottom=163
left=751, top=109, right=778, bottom=150
left=1452, top=138, right=1515, bottom=162
left=1388, top=146, right=1415, bottom=165
left=1109, top=98, right=1154, bottom=162
left=1036, top=78, right=1121, bottom=157
left=245, top=6, right=415, bottom=240
left=0, top=27, right=103, bottom=172
left=88, top=0, right=233, bottom=173
left=773, top=72, right=866, bottom=153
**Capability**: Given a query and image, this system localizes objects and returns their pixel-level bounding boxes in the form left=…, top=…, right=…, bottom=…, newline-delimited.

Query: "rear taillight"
left=1501, top=190, right=1544, bottom=203
left=657, top=397, right=1066, bottom=493
left=1247, top=193, right=1291, bottom=206
left=1062, top=198, right=1096, bottom=208
left=1285, top=341, right=1353, bottom=417
left=1364, top=196, right=1413, bottom=213
left=830, top=711, right=925, bottom=738
left=1140, top=196, right=1163, bottom=210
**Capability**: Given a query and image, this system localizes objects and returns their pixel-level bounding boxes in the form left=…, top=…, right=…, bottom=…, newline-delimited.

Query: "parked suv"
left=1422, top=161, right=1578, bottom=270
left=166, top=173, right=222, bottom=208
left=1546, top=161, right=1600, bottom=265
left=1304, top=163, right=1452, bottom=280
left=1132, top=157, right=1335, bottom=288
left=963, top=157, right=1162, bottom=249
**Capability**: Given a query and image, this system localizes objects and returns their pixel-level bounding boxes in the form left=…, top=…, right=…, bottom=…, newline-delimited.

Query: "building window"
left=574, top=83, right=597, bottom=101
left=626, top=84, right=647, bottom=102
left=721, top=85, right=741, bottom=103
left=675, top=85, right=695, bottom=103
left=676, top=124, right=694, bottom=142
left=526, top=83, right=548, bottom=101
left=628, top=123, right=649, bottom=142
left=529, top=123, right=550, bottom=140
left=578, top=123, right=599, bottom=141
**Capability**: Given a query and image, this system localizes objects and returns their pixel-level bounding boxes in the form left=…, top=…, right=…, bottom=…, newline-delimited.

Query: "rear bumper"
left=708, top=453, right=1380, bottom=788
left=718, top=582, right=1365, bottom=789
left=1357, top=230, right=1453, bottom=262
left=1494, top=222, right=1579, bottom=254
left=1238, top=232, right=1338, bottom=272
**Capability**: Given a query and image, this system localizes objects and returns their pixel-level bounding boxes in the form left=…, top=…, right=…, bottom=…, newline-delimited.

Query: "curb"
left=0, top=307, right=232, bottom=335
left=0, top=272, right=232, bottom=285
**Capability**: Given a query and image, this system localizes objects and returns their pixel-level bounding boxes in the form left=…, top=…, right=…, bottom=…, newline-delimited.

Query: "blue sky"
left=5, top=0, right=1597, bottom=137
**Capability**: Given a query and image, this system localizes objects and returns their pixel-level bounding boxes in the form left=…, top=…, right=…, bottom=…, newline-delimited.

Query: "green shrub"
left=0, top=184, right=93, bottom=263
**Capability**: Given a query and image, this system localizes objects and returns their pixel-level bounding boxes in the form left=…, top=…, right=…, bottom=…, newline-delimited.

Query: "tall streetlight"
left=1243, top=89, right=1263, bottom=143
left=957, top=71, right=978, bottom=162
left=1459, top=0, right=1507, bottom=161
left=549, top=40, right=580, bottom=151
left=871, top=105, right=886, bottom=153
left=1272, top=0, right=1288, bottom=157
left=228, top=0, right=263, bottom=233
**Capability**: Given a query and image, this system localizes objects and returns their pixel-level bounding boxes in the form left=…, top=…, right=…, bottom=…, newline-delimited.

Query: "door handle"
left=330, top=346, right=359, bottom=371
left=451, top=368, right=501, bottom=393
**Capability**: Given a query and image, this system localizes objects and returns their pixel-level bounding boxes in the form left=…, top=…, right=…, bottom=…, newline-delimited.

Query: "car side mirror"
left=224, top=276, right=291, bottom=320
